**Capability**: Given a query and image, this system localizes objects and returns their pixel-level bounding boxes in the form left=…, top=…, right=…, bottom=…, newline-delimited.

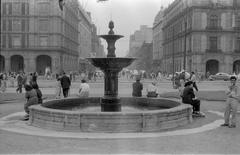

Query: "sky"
left=79, top=0, right=175, bottom=57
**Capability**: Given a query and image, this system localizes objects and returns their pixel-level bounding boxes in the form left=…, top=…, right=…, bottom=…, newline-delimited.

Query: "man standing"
left=16, top=72, right=23, bottom=93
left=132, top=76, right=143, bottom=97
left=221, top=76, right=240, bottom=128
left=60, top=72, right=71, bottom=98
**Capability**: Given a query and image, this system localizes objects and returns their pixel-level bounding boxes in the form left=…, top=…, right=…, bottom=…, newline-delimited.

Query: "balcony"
left=233, top=27, right=240, bottom=31
left=205, top=49, right=222, bottom=53
left=234, top=50, right=240, bottom=53
left=206, top=26, right=222, bottom=31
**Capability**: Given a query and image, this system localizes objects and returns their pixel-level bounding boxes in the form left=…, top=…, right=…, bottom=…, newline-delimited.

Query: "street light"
left=172, top=26, right=175, bottom=87
left=183, top=21, right=187, bottom=71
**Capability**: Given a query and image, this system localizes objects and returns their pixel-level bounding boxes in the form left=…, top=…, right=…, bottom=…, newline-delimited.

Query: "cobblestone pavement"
left=0, top=80, right=240, bottom=154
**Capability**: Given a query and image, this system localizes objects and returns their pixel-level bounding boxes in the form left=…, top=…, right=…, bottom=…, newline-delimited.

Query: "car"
left=208, top=72, right=231, bottom=81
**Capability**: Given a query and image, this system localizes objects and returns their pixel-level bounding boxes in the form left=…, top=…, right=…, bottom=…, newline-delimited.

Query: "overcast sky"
left=80, top=0, right=175, bottom=57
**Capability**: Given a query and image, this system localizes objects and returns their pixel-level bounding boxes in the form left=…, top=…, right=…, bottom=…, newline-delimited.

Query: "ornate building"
left=158, top=0, right=240, bottom=75
left=0, top=0, right=81, bottom=74
left=152, top=7, right=164, bottom=72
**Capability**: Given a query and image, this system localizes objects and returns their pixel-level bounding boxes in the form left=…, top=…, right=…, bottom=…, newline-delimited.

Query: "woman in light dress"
left=55, top=74, right=62, bottom=99
left=77, top=79, right=90, bottom=98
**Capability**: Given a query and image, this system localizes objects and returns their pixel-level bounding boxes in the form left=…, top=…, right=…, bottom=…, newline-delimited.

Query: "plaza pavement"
left=0, top=80, right=240, bottom=154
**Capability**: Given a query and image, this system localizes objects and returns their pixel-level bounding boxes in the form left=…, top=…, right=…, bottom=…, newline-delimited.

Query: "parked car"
left=208, top=72, right=231, bottom=81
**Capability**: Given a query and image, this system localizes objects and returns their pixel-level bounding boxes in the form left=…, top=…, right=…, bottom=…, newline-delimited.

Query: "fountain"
left=29, top=22, right=192, bottom=133
left=87, top=21, right=135, bottom=112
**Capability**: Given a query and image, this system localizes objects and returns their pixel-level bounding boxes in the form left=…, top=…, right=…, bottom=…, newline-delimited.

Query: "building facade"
left=152, top=7, right=164, bottom=72
left=0, top=0, right=80, bottom=74
left=159, top=0, right=240, bottom=75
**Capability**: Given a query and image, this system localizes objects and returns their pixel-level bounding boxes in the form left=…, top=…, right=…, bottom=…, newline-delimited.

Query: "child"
left=32, top=83, right=43, bottom=104
left=23, top=84, right=38, bottom=120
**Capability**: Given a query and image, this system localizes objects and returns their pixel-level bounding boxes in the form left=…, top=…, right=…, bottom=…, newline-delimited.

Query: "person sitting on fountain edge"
left=132, top=75, right=143, bottom=97
left=77, top=79, right=90, bottom=98
left=182, top=81, right=205, bottom=117
left=146, top=80, right=158, bottom=98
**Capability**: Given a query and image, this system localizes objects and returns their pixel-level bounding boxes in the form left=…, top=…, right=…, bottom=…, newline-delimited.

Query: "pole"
left=183, top=21, right=187, bottom=71
left=172, top=26, right=175, bottom=87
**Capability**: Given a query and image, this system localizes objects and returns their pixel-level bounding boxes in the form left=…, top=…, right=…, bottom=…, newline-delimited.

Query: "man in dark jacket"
left=182, top=81, right=205, bottom=117
left=60, top=72, right=71, bottom=98
left=132, top=76, right=143, bottom=97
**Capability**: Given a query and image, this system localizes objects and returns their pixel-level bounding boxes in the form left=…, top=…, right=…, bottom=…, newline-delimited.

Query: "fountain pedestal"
left=87, top=21, right=135, bottom=112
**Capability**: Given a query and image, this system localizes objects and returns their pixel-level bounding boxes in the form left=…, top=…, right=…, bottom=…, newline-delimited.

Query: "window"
left=8, top=20, right=12, bottom=31
left=12, top=36, right=21, bottom=47
left=2, top=35, right=7, bottom=48
left=209, top=15, right=218, bottom=28
left=12, top=3, right=21, bottom=15
left=2, top=3, right=7, bottom=15
left=12, top=20, right=21, bottom=31
left=236, top=15, right=240, bottom=28
left=2, top=20, right=7, bottom=31
left=237, top=37, right=240, bottom=51
left=209, top=37, right=218, bottom=50
left=39, top=36, right=48, bottom=46
left=38, top=3, right=49, bottom=15
left=39, top=19, right=49, bottom=31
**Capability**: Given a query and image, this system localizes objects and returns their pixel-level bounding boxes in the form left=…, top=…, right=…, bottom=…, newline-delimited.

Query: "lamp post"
left=183, top=21, right=187, bottom=71
left=172, top=26, right=175, bottom=87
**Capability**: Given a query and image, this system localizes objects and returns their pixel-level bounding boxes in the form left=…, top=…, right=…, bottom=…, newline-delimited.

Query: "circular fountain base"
left=101, top=97, right=121, bottom=112
left=29, top=97, right=192, bottom=133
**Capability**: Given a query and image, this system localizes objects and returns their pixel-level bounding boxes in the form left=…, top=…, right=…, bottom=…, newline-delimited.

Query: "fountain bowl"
left=86, top=57, right=136, bottom=71
left=29, top=97, right=192, bottom=133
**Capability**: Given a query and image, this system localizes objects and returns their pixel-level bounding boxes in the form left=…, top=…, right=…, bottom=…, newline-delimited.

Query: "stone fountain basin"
left=86, top=58, right=136, bottom=70
left=29, top=97, right=192, bottom=133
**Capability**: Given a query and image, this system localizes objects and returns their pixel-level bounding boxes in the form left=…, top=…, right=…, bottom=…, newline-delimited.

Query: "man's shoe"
left=229, top=125, right=236, bottom=128
left=220, top=123, right=229, bottom=127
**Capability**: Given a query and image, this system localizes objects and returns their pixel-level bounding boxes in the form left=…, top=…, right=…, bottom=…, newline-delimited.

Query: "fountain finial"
left=108, top=21, right=114, bottom=34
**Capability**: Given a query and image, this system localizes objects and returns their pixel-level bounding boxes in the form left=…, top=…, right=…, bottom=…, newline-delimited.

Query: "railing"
left=205, top=49, right=222, bottom=53
left=206, top=26, right=222, bottom=30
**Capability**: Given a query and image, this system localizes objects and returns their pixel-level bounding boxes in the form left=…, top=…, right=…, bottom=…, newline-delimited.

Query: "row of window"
left=164, top=14, right=240, bottom=40
left=2, top=2, right=29, bottom=15
left=163, top=37, right=240, bottom=57
left=1, top=35, right=48, bottom=48
left=1, top=18, right=51, bottom=32
left=2, top=2, right=51, bottom=16
left=2, top=19, right=29, bottom=32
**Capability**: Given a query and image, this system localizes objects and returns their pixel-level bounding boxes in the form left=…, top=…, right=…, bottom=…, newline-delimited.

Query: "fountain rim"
left=30, top=97, right=190, bottom=115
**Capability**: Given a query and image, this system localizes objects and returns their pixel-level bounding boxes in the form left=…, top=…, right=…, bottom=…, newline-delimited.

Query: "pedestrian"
left=60, top=72, right=71, bottom=98
left=9, top=73, right=15, bottom=87
left=32, top=72, right=38, bottom=86
left=221, top=76, right=240, bottom=128
left=0, top=73, right=7, bottom=93
left=132, top=76, right=143, bottom=97
left=77, top=79, right=90, bottom=97
left=32, top=83, right=43, bottom=104
left=22, top=72, right=27, bottom=87
left=16, top=73, right=23, bottom=93
left=55, top=75, right=62, bottom=99
left=182, top=81, right=205, bottom=117
left=23, top=84, right=38, bottom=120
left=146, top=80, right=158, bottom=97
